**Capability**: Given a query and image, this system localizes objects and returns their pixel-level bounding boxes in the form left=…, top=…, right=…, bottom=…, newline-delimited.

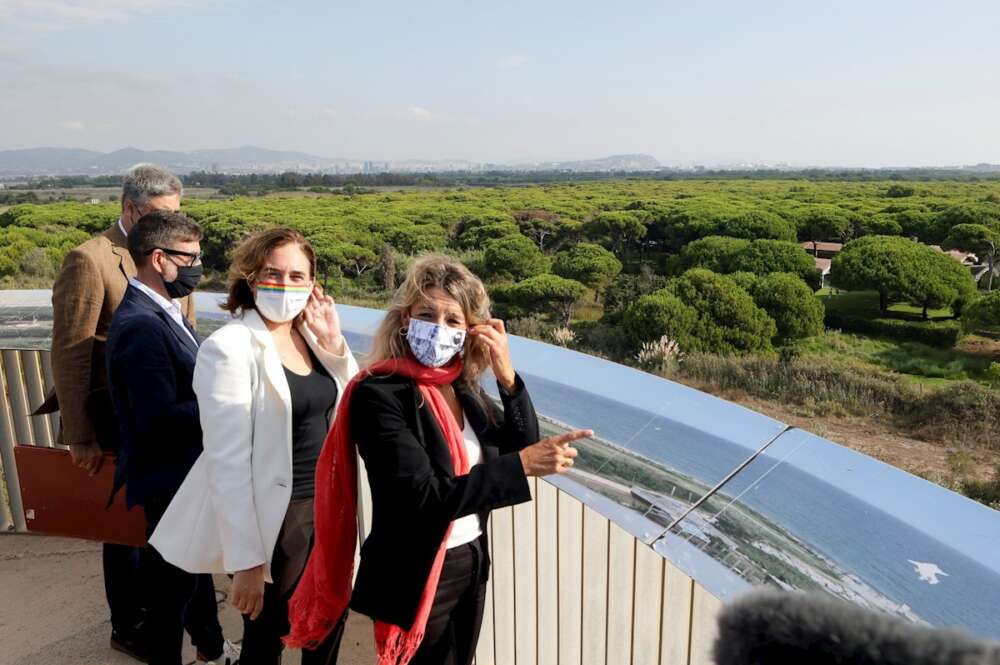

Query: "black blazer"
left=105, top=285, right=202, bottom=510
left=349, top=372, right=540, bottom=629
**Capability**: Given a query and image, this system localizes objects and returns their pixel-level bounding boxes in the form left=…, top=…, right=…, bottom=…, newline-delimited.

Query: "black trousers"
left=409, top=539, right=488, bottom=665
left=241, top=498, right=346, bottom=665
left=103, top=453, right=145, bottom=639
left=241, top=591, right=347, bottom=665
left=144, top=502, right=225, bottom=665
left=103, top=542, right=144, bottom=635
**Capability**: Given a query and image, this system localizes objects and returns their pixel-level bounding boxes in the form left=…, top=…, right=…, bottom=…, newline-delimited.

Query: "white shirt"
left=128, top=277, right=197, bottom=346
left=446, top=415, right=485, bottom=549
left=117, top=217, right=128, bottom=238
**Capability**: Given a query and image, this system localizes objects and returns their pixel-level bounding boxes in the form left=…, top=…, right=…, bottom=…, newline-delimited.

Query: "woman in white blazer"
left=150, top=228, right=359, bottom=665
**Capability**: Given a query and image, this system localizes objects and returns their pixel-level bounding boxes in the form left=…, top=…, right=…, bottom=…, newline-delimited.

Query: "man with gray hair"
left=49, top=163, right=196, bottom=661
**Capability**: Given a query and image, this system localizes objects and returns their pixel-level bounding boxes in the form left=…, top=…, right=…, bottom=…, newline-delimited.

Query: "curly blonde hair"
left=368, top=254, right=493, bottom=391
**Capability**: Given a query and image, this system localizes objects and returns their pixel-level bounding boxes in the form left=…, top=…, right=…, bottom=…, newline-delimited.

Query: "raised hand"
left=303, top=283, right=344, bottom=354
left=469, top=318, right=515, bottom=391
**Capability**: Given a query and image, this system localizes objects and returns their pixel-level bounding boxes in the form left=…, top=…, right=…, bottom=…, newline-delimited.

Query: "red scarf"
left=285, top=356, right=469, bottom=665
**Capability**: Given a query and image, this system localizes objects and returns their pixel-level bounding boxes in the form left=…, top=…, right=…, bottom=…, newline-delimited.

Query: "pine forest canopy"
left=2, top=178, right=999, bottom=356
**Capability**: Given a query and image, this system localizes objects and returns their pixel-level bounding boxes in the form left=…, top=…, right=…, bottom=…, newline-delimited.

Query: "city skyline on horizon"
left=2, top=1, right=999, bottom=168
left=2, top=144, right=999, bottom=176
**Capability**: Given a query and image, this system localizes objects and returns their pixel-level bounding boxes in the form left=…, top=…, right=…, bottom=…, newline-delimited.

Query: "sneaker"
left=196, top=639, right=241, bottom=665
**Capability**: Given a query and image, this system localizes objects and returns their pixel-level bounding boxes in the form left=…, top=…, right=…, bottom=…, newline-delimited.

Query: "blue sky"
left=1, top=0, right=999, bottom=166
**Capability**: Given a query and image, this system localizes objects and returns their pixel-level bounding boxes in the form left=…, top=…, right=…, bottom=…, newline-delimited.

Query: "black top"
left=283, top=348, right=338, bottom=500
left=348, top=373, right=539, bottom=630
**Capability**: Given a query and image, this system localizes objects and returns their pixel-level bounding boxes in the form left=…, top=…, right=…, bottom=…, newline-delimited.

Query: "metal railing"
left=0, top=347, right=62, bottom=532
left=0, top=345, right=724, bottom=665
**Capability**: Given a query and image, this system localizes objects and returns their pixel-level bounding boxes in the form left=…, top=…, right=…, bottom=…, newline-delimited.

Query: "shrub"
left=824, top=310, right=963, bottom=348
left=962, top=291, right=1000, bottom=334
left=933, top=204, right=1000, bottom=244
left=749, top=272, right=825, bottom=342
left=911, top=381, right=1000, bottom=446
left=732, top=239, right=821, bottom=290
left=960, top=467, right=1000, bottom=509
left=857, top=214, right=903, bottom=237
left=675, top=353, right=913, bottom=418
left=622, top=292, right=698, bottom=346
left=885, top=184, right=915, bottom=198
left=674, top=355, right=1000, bottom=447
left=552, top=242, right=622, bottom=296
left=796, top=205, right=853, bottom=248
left=483, top=235, right=548, bottom=281
left=490, top=273, right=585, bottom=325
left=549, top=326, right=576, bottom=347
left=583, top=210, right=648, bottom=256
left=505, top=315, right=551, bottom=340
left=602, top=270, right=669, bottom=320
left=727, top=271, right=759, bottom=292
left=667, top=236, right=749, bottom=275
left=718, top=210, right=797, bottom=242
left=570, top=320, right=631, bottom=359
left=989, top=363, right=1000, bottom=388
left=452, top=218, right=520, bottom=249
left=636, top=335, right=683, bottom=371
left=665, top=269, right=777, bottom=355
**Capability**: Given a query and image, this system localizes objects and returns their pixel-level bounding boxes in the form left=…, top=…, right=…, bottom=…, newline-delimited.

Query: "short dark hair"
left=128, top=210, right=203, bottom=267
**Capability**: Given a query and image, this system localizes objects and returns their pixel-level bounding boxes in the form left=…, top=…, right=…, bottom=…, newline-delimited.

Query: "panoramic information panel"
left=2, top=292, right=998, bottom=639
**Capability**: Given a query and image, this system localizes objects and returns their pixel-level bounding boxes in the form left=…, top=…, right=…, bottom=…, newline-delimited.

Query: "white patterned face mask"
left=406, top=318, right=466, bottom=368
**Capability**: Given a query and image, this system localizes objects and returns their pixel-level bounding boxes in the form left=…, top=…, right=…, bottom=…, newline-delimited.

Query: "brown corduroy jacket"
left=49, top=222, right=196, bottom=447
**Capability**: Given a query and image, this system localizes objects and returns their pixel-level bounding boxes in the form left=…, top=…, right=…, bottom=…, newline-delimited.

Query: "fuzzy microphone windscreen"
left=713, top=589, right=1000, bottom=665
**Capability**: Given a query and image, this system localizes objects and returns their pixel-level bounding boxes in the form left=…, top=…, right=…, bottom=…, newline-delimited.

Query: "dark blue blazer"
left=106, top=284, right=202, bottom=510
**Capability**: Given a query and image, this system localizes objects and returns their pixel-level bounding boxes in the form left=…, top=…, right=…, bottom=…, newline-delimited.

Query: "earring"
left=399, top=326, right=408, bottom=337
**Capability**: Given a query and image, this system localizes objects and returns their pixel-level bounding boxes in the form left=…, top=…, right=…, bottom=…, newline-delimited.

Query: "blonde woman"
left=151, top=228, right=359, bottom=664
left=287, top=254, right=590, bottom=665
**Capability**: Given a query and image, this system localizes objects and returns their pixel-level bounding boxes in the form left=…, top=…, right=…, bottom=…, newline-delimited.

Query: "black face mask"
left=164, top=264, right=203, bottom=299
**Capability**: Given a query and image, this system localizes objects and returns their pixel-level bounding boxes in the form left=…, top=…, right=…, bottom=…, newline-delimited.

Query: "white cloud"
left=0, top=0, right=211, bottom=30
left=0, top=58, right=157, bottom=92
left=0, top=49, right=23, bottom=64
left=58, top=120, right=85, bottom=131
left=498, top=54, right=530, bottom=69
left=409, top=106, right=433, bottom=119
left=321, top=107, right=337, bottom=118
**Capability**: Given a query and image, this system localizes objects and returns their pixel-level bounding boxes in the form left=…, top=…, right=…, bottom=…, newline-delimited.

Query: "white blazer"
left=149, top=309, right=360, bottom=582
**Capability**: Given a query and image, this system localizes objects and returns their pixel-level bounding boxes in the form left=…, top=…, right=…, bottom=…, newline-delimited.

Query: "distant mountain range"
left=0, top=146, right=341, bottom=177
left=0, top=146, right=663, bottom=177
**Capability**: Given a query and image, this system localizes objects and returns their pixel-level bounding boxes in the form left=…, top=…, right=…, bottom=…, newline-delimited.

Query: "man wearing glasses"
left=106, top=211, right=239, bottom=665
left=49, top=163, right=195, bottom=660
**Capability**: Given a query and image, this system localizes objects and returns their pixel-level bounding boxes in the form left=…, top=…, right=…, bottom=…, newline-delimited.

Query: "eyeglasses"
left=145, top=247, right=203, bottom=267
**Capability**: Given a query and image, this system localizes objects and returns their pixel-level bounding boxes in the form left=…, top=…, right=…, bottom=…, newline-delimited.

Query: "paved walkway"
left=0, top=534, right=374, bottom=665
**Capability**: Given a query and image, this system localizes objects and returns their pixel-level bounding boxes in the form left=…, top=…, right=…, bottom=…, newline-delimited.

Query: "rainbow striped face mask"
left=254, top=281, right=313, bottom=323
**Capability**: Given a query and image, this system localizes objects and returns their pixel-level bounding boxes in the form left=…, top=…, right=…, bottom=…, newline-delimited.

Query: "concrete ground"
left=0, top=534, right=374, bottom=665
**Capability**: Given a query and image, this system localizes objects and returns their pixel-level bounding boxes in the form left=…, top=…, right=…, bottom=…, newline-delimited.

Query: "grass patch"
left=960, top=466, right=1000, bottom=509
left=571, top=288, right=605, bottom=322
left=671, top=353, right=1000, bottom=449
left=821, top=290, right=962, bottom=348
left=0, top=275, right=58, bottom=289
left=821, top=290, right=954, bottom=321
left=794, top=330, right=998, bottom=386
